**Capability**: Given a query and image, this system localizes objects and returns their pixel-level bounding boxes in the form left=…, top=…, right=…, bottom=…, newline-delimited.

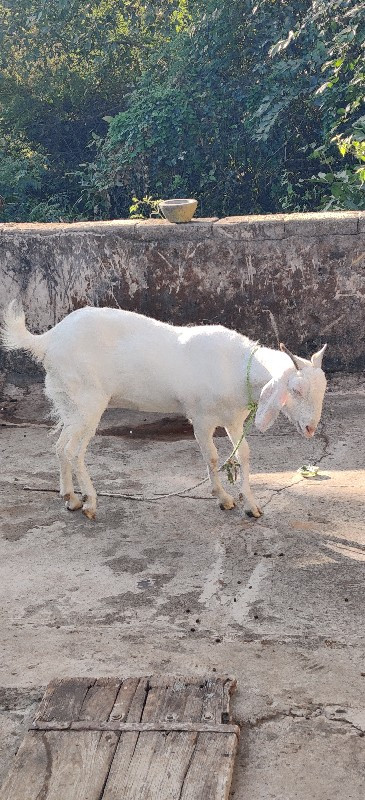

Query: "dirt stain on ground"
left=105, top=556, right=149, bottom=574
left=100, top=416, right=226, bottom=441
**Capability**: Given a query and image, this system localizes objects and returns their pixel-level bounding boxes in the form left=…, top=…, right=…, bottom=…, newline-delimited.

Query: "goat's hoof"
left=65, top=494, right=83, bottom=511
left=82, top=507, right=96, bottom=520
left=246, top=507, right=262, bottom=519
left=219, top=498, right=236, bottom=511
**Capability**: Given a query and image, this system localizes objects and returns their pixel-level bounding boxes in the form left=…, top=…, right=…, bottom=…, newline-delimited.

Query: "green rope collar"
left=245, top=343, right=260, bottom=420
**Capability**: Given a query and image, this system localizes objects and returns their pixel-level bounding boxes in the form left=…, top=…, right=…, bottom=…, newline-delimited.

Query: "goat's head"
left=255, top=343, right=327, bottom=437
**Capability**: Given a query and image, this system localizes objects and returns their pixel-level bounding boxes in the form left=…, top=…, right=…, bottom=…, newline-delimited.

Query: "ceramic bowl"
left=159, top=198, right=198, bottom=223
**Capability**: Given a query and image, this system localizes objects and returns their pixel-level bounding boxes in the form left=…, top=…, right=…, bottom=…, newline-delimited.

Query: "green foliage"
left=0, top=0, right=186, bottom=220
left=0, top=136, right=47, bottom=221
left=129, top=195, right=162, bottom=219
left=0, top=0, right=364, bottom=220
left=249, top=0, right=365, bottom=210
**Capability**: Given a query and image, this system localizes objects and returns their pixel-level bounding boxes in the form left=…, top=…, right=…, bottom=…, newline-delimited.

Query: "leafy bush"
left=129, top=195, right=162, bottom=219
left=0, top=0, right=364, bottom=219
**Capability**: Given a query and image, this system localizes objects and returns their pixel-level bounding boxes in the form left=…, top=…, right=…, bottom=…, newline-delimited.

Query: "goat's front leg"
left=226, top=421, right=262, bottom=518
left=193, top=422, right=235, bottom=510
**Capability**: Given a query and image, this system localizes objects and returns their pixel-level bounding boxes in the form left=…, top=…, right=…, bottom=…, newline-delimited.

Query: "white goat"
left=2, top=302, right=327, bottom=519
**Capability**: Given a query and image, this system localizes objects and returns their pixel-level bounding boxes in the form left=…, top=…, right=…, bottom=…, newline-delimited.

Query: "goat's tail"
left=1, top=300, right=48, bottom=362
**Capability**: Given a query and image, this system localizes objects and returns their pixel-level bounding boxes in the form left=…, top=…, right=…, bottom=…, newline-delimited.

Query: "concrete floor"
left=1, top=374, right=365, bottom=798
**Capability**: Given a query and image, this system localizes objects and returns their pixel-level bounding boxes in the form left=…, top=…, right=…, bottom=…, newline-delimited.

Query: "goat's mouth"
left=296, top=422, right=316, bottom=439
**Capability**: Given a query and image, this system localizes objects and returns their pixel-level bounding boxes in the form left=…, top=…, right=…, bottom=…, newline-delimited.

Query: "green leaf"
left=315, top=82, right=330, bottom=96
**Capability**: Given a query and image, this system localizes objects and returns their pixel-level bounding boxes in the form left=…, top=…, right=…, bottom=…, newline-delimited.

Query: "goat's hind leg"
left=47, top=378, right=82, bottom=511
left=74, top=423, right=101, bottom=520
left=71, top=397, right=108, bottom=519
left=56, top=426, right=82, bottom=511
left=47, top=375, right=107, bottom=518
left=61, top=419, right=99, bottom=519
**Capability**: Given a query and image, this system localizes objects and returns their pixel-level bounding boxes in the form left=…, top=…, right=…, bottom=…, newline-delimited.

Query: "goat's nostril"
left=306, top=425, right=315, bottom=436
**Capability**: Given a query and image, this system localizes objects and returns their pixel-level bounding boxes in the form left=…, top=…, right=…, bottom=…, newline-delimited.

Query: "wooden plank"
left=148, top=674, right=230, bottom=688
left=109, top=677, right=140, bottom=721
left=222, top=678, right=235, bottom=723
left=124, top=676, right=149, bottom=721
left=2, top=679, right=120, bottom=800
left=34, top=677, right=93, bottom=723
left=102, top=676, right=238, bottom=800
left=1, top=730, right=118, bottom=800
left=141, top=682, right=204, bottom=723
left=97, top=678, right=149, bottom=797
left=31, top=721, right=240, bottom=734
left=141, top=676, right=229, bottom=723
left=78, top=678, right=121, bottom=722
left=200, top=677, right=224, bottom=723
left=179, top=732, right=238, bottom=800
left=102, top=678, right=201, bottom=799
left=102, top=730, right=199, bottom=800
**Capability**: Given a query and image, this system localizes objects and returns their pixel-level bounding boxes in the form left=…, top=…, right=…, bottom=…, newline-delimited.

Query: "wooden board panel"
left=103, top=677, right=237, bottom=800
left=102, top=730, right=199, bottom=800
left=3, top=679, right=120, bottom=800
left=34, top=677, right=92, bottom=723
left=109, top=677, right=141, bottom=722
left=1, top=676, right=239, bottom=800
left=1, top=730, right=118, bottom=800
left=179, top=732, right=238, bottom=800
left=78, top=678, right=121, bottom=722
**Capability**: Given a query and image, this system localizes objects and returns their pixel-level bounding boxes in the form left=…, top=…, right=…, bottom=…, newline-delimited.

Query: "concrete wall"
left=0, top=210, right=364, bottom=378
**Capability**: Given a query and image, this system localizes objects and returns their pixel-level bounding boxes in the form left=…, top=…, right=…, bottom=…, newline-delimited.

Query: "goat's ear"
left=311, top=343, right=327, bottom=369
left=255, top=377, right=289, bottom=433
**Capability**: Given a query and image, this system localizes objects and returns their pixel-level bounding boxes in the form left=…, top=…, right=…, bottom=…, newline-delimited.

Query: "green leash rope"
left=245, top=342, right=260, bottom=424
left=221, top=343, right=259, bottom=484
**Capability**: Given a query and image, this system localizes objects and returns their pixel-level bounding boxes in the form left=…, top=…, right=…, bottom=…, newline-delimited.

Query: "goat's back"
left=43, top=307, right=250, bottom=414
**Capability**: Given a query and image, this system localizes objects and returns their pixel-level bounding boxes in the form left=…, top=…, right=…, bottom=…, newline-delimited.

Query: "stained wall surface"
left=0, top=211, right=364, bottom=375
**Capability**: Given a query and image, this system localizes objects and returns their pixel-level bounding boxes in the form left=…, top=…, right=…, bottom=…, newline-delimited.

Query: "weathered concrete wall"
left=0, top=211, right=364, bottom=377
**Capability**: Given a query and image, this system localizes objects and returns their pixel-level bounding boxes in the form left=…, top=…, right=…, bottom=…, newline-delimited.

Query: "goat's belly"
left=109, top=393, right=184, bottom=414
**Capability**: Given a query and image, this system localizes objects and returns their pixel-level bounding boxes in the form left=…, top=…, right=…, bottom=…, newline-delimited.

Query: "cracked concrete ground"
left=1, top=373, right=365, bottom=798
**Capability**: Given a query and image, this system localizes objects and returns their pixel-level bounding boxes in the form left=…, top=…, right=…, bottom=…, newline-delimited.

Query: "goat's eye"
left=292, top=386, right=303, bottom=397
